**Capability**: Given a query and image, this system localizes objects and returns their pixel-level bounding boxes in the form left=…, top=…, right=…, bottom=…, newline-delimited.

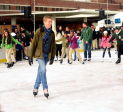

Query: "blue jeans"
left=84, top=41, right=92, bottom=59
left=34, top=58, right=49, bottom=90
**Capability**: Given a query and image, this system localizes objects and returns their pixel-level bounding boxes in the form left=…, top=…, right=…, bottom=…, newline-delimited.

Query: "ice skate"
left=44, top=89, right=49, bottom=99
left=60, top=59, right=63, bottom=64
left=82, top=61, right=85, bottom=64
left=68, top=61, right=72, bottom=64
left=44, top=93, right=49, bottom=99
left=7, top=63, right=11, bottom=68
left=88, top=59, right=91, bottom=61
left=10, top=62, right=15, bottom=67
left=33, top=89, right=38, bottom=97
left=115, top=58, right=121, bottom=64
left=83, top=59, right=87, bottom=62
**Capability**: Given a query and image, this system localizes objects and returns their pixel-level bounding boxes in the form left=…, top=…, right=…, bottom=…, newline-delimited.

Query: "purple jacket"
left=70, top=35, right=79, bottom=49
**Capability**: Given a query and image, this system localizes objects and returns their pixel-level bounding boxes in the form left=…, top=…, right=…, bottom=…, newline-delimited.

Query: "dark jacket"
left=92, top=29, right=97, bottom=40
left=21, top=30, right=31, bottom=47
left=81, top=27, right=93, bottom=42
left=28, top=27, right=56, bottom=60
left=109, top=32, right=123, bottom=46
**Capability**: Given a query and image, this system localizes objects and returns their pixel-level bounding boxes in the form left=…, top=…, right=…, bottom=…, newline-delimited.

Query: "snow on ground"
left=0, top=49, right=123, bottom=112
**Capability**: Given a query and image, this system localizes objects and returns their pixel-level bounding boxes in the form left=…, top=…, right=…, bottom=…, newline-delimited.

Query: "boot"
left=10, top=62, right=15, bottom=67
left=83, top=59, right=87, bottom=61
left=44, top=89, right=49, bottom=99
left=7, top=63, right=11, bottom=68
left=28, top=57, right=33, bottom=65
left=60, top=59, right=63, bottom=64
left=33, top=89, right=38, bottom=97
left=64, top=54, right=66, bottom=58
left=115, top=58, right=121, bottom=64
left=44, top=93, right=49, bottom=99
left=82, top=61, right=85, bottom=64
left=68, top=61, right=72, bottom=64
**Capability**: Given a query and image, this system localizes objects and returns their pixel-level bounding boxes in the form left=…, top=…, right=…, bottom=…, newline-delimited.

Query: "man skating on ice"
left=28, top=16, right=56, bottom=98
left=109, top=28, right=123, bottom=64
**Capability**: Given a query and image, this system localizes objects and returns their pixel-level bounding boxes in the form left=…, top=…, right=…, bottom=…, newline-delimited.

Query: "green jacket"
left=25, top=30, right=31, bottom=40
left=55, top=36, right=69, bottom=48
left=81, top=27, right=93, bottom=42
left=119, top=30, right=123, bottom=38
left=110, top=32, right=123, bottom=46
left=28, top=28, right=56, bottom=60
left=1, top=36, right=21, bottom=49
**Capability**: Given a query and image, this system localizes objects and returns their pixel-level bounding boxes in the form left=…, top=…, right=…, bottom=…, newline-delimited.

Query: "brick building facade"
left=0, top=0, right=122, bottom=30
left=0, top=0, right=123, bottom=14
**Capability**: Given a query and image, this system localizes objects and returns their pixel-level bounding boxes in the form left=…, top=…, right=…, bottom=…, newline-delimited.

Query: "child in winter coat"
left=69, top=30, right=83, bottom=64
left=1, top=29, right=22, bottom=68
left=100, top=31, right=111, bottom=60
left=55, top=26, right=64, bottom=61
left=55, top=33, right=69, bottom=64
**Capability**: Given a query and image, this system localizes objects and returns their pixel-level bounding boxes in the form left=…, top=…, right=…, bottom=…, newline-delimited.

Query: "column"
left=52, top=15, right=56, bottom=36
left=83, top=17, right=87, bottom=23
left=11, top=17, right=16, bottom=25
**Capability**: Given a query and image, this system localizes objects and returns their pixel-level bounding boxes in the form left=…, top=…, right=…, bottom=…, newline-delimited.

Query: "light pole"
left=34, top=0, right=36, bottom=33
left=106, top=0, right=109, bottom=24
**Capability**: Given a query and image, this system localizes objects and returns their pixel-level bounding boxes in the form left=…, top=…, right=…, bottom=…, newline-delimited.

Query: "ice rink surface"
left=0, top=50, right=123, bottom=112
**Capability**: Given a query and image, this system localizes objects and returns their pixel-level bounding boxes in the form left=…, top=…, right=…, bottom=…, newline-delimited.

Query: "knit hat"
left=103, top=31, right=108, bottom=34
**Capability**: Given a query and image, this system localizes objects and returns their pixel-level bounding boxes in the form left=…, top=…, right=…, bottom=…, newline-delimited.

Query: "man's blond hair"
left=43, top=16, right=52, bottom=22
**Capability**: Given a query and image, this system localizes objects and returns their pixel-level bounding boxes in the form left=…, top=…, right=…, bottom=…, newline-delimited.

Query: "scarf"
left=43, top=27, right=52, bottom=56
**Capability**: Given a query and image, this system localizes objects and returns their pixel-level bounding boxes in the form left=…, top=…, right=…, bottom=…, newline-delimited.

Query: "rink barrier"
left=0, top=48, right=84, bottom=63
left=74, top=49, right=84, bottom=53
left=0, top=48, right=6, bottom=63
left=0, top=59, right=6, bottom=63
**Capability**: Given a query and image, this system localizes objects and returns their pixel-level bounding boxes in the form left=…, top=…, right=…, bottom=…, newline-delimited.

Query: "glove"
left=28, top=57, right=33, bottom=66
left=49, top=58, right=54, bottom=65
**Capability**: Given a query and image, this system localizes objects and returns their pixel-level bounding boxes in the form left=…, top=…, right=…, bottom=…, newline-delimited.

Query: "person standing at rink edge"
left=28, top=16, right=56, bottom=99
left=81, top=22, right=93, bottom=62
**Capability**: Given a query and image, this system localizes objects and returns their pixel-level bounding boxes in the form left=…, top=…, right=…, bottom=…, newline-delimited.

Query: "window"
left=16, top=6, right=27, bottom=10
left=60, top=8, right=63, bottom=11
left=0, top=5, right=10, bottom=10
left=52, top=8, right=55, bottom=11
left=0, top=5, right=4, bottom=10
left=40, top=7, right=43, bottom=11
left=36, top=7, right=39, bottom=11
left=16, top=6, right=21, bottom=10
left=56, top=8, right=59, bottom=11
left=21, top=6, right=24, bottom=10
left=44, top=8, right=47, bottom=11
left=5, top=5, right=10, bottom=10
